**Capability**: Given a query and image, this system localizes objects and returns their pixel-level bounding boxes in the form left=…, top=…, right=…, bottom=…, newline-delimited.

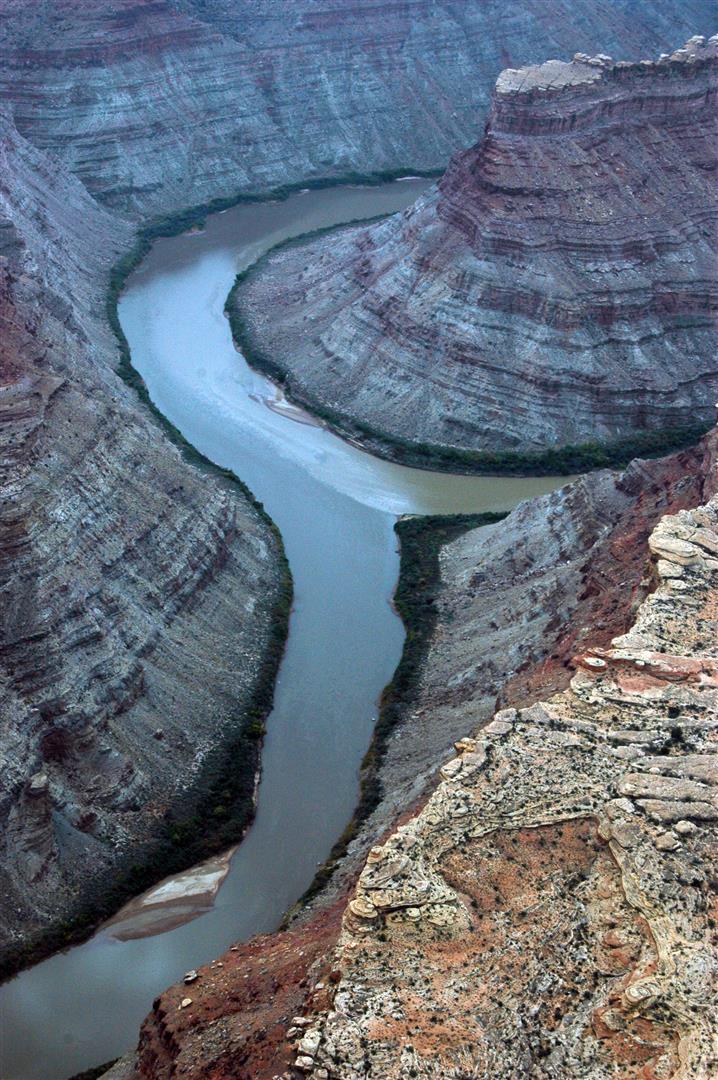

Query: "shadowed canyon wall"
left=0, top=109, right=286, bottom=968
left=0, top=0, right=715, bottom=216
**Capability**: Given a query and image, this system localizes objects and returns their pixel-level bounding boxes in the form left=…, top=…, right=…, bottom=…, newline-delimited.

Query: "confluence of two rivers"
left=0, top=180, right=569, bottom=1080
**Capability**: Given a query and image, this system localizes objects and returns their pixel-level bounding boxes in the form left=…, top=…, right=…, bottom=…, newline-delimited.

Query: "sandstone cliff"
left=232, top=38, right=718, bottom=463
left=0, top=1, right=714, bottom=217
left=0, top=108, right=285, bottom=970
left=129, top=433, right=718, bottom=1078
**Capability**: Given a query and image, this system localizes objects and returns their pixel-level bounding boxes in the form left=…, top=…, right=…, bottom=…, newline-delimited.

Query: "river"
left=0, top=180, right=571, bottom=1079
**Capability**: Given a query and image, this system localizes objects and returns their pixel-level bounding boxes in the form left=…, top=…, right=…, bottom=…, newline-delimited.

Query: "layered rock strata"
left=233, top=38, right=718, bottom=460
left=0, top=109, right=284, bottom=966
left=293, top=493, right=718, bottom=1079
left=0, top=1, right=715, bottom=217
left=129, top=434, right=718, bottom=1078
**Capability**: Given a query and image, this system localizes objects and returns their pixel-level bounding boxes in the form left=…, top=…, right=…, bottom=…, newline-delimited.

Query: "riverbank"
left=290, top=510, right=508, bottom=912
left=0, top=541, right=290, bottom=981
left=126, top=426, right=718, bottom=1080
left=3, top=175, right=441, bottom=981
left=0, top=178, right=573, bottom=1080
left=227, top=222, right=711, bottom=476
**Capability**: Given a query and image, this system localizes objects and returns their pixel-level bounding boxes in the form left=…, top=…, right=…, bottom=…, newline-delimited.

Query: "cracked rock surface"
left=129, top=435, right=718, bottom=1079
left=294, top=497, right=718, bottom=1079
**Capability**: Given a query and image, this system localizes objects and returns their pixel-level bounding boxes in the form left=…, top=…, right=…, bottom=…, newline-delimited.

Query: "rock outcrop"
left=295, top=494, right=718, bottom=1079
left=1, top=0, right=716, bottom=1009
left=0, top=1, right=715, bottom=217
left=0, top=108, right=285, bottom=967
left=129, top=433, right=718, bottom=1078
left=233, top=38, right=718, bottom=460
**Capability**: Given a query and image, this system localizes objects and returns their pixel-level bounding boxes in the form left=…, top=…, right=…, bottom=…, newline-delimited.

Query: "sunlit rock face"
left=301, top=478, right=718, bottom=1080
left=0, top=0, right=714, bottom=216
left=233, top=39, right=718, bottom=456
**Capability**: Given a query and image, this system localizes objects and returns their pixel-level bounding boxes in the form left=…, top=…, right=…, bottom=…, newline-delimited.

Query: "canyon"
left=127, top=430, right=718, bottom=1079
left=0, top=105, right=287, bottom=972
left=233, top=39, right=718, bottom=463
left=3, top=0, right=713, bottom=974
left=0, top=1, right=714, bottom=219
left=0, top=2, right=716, bottom=1077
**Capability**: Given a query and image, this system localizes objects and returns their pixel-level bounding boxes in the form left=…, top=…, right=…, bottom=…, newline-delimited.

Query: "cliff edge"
left=130, top=431, right=718, bottom=1079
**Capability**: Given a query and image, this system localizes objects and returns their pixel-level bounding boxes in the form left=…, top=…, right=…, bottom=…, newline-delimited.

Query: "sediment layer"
left=0, top=1, right=714, bottom=217
left=233, top=38, right=718, bottom=461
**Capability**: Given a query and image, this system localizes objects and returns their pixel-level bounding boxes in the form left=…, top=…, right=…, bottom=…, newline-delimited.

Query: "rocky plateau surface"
left=233, top=38, right=718, bottom=458
left=126, top=433, right=718, bottom=1078
left=295, top=476, right=718, bottom=1079
left=0, top=1, right=714, bottom=218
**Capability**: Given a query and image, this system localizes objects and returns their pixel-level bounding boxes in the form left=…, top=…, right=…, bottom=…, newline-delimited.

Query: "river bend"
left=0, top=181, right=569, bottom=1079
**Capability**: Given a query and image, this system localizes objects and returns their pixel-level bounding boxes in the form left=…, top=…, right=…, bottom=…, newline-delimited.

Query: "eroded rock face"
left=0, top=1, right=714, bottom=216
left=131, top=435, right=718, bottom=1078
left=233, top=38, right=718, bottom=457
left=283, top=487, right=718, bottom=1078
left=367, top=445, right=716, bottom=837
left=0, top=109, right=284, bottom=962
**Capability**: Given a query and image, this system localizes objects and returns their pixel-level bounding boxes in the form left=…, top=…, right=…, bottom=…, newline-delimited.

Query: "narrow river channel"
left=0, top=181, right=572, bottom=1080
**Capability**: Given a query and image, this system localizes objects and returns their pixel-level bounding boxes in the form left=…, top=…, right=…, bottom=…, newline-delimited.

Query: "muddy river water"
left=0, top=180, right=571, bottom=1079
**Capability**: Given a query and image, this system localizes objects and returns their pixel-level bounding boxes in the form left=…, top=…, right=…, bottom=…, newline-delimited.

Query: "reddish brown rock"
left=127, top=433, right=718, bottom=1079
left=282, top=489, right=718, bottom=1079
left=134, top=903, right=344, bottom=1080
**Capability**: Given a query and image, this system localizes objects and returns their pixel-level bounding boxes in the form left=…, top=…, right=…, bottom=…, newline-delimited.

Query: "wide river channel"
left=0, top=180, right=571, bottom=1079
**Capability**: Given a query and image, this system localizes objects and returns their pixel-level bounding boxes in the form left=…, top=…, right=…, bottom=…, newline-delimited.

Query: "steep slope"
left=129, top=432, right=718, bottom=1079
left=232, top=38, right=718, bottom=463
left=294, top=494, right=718, bottom=1079
left=0, top=111, right=286, bottom=971
left=304, top=510, right=718, bottom=1080
left=0, top=1, right=714, bottom=216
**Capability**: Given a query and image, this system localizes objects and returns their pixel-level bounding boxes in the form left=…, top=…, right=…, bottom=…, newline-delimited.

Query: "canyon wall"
left=296, top=478, right=718, bottom=1080
left=232, top=39, right=718, bottom=461
left=0, top=1, right=715, bottom=217
left=1, top=0, right=715, bottom=990
left=129, top=433, right=718, bottom=1078
left=0, top=108, right=285, bottom=968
